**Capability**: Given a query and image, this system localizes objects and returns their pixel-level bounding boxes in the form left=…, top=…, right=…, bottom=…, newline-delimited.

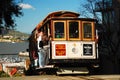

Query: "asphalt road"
left=0, top=75, right=120, bottom=80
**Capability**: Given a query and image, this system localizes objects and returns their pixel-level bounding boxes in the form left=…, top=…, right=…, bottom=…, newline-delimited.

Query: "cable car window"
left=54, top=22, right=65, bottom=38
left=69, top=22, right=79, bottom=38
left=83, top=23, right=92, bottom=38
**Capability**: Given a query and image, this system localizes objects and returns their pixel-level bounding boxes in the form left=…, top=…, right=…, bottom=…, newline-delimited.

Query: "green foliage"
left=0, top=71, right=9, bottom=77
left=0, top=0, right=23, bottom=29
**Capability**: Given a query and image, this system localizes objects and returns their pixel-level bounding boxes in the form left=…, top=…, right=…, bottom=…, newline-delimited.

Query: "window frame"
left=82, top=21, right=95, bottom=41
left=53, top=21, right=66, bottom=40
left=67, top=20, right=81, bottom=40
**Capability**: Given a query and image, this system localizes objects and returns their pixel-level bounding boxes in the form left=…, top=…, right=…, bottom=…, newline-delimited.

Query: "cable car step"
left=56, top=67, right=89, bottom=75
left=36, top=65, right=54, bottom=69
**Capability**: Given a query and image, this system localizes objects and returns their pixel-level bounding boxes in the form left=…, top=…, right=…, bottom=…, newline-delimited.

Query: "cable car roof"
left=33, top=11, right=80, bottom=32
left=43, top=10, right=80, bottom=20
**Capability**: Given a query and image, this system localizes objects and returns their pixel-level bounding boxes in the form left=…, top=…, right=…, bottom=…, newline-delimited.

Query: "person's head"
left=37, top=30, right=44, bottom=38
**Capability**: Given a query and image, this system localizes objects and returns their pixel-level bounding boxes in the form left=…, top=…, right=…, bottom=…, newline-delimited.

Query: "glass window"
left=54, top=22, right=65, bottom=38
left=69, top=21, right=79, bottom=38
left=83, top=23, right=92, bottom=38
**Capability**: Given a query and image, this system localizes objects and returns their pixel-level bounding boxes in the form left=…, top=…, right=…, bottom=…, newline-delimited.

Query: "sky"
left=15, top=0, right=86, bottom=34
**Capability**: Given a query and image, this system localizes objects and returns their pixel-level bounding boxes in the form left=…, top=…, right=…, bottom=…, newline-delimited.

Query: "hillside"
left=7, top=30, right=30, bottom=38
left=0, top=30, right=30, bottom=42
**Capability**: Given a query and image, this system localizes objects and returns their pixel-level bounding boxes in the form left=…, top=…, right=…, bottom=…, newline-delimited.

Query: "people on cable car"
left=36, top=30, right=50, bottom=68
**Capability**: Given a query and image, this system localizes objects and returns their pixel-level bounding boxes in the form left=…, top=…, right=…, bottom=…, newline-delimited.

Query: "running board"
left=56, top=67, right=89, bottom=75
left=36, top=65, right=54, bottom=69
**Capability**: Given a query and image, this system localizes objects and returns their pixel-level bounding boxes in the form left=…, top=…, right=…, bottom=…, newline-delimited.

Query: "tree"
left=80, top=0, right=120, bottom=74
left=79, top=0, right=102, bottom=23
left=0, top=0, right=22, bottom=29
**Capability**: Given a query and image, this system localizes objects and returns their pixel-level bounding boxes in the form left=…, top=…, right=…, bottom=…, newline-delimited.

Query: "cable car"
left=28, top=11, right=99, bottom=74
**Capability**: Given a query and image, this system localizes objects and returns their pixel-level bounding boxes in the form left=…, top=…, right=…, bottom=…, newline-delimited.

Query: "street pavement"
left=0, top=75, right=120, bottom=80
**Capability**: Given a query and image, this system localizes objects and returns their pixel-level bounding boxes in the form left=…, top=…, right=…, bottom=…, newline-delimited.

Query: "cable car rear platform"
left=35, top=66, right=89, bottom=75
left=33, top=65, right=57, bottom=75
left=34, top=63, right=93, bottom=75
left=33, top=58, right=99, bottom=75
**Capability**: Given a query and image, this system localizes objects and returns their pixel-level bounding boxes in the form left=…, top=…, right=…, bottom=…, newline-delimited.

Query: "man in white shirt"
left=37, top=31, right=45, bottom=68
